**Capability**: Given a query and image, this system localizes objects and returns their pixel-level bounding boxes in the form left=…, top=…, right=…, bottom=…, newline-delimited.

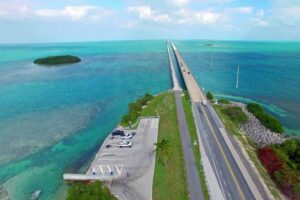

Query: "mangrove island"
left=33, top=55, right=81, bottom=66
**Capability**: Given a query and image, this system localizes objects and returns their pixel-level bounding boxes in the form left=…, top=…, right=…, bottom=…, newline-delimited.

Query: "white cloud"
left=173, top=9, right=227, bottom=25
left=195, top=11, right=226, bottom=24
left=171, top=0, right=191, bottom=7
left=35, top=5, right=111, bottom=21
left=0, top=2, right=30, bottom=18
left=226, top=7, right=253, bottom=14
left=252, top=10, right=268, bottom=26
left=127, top=6, right=171, bottom=23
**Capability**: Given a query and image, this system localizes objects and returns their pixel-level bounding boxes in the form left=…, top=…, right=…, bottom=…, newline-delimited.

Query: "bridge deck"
left=171, top=42, right=205, bottom=103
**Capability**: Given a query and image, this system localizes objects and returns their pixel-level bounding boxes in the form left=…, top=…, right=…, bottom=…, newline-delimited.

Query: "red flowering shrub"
left=258, top=147, right=283, bottom=175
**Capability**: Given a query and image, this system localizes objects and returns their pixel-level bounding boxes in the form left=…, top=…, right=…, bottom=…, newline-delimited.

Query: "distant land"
left=34, top=55, right=81, bottom=66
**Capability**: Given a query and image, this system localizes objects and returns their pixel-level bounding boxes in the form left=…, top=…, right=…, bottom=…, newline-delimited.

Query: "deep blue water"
left=0, top=40, right=299, bottom=199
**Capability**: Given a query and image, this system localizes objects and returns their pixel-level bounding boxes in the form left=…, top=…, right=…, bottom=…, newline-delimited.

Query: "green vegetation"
left=182, top=91, right=210, bottom=200
left=66, top=181, right=116, bottom=200
left=140, top=91, right=188, bottom=200
left=218, top=98, right=231, bottom=104
left=206, top=91, right=214, bottom=101
left=213, top=104, right=282, bottom=199
left=121, top=93, right=154, bottom=127
left=34, top=55, right=81, bottom=65
left=247, top=103, right=283, bottom=133
left=260, top=139, right=300, bottom=199
left=222, top=106, right=249, bottom=125
left=154, top=139, right=171, bottom=166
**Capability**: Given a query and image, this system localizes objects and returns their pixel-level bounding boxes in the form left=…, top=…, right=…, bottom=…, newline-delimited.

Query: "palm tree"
left=154, top=139, right=171, bottom=166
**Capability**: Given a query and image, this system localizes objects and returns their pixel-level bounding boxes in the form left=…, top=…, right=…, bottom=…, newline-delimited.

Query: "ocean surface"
left=0, top=40, right=299, bottom=199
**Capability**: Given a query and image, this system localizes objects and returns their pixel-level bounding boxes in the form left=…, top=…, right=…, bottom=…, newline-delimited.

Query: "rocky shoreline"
left=228, top=102, right=285, bottom=147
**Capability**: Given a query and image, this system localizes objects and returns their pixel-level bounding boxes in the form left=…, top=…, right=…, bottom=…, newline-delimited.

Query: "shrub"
left=121, top=93, right=154, bottom=126
left=247, top=103, right=283, bottom=133
left=218, top=98, right=230, bottom=104
left=293, top=183, right=300, bottom=196
left=258, top=147, right=283, bottom=175
left=206, top=91, right=214, bottom=101
left=144, top=93, right=154, bottom=102
left=222, top=106, right=249, bottom=125
left=259, top=141, right=300, bottom=199
left=67, top=181, right=116, bottom=200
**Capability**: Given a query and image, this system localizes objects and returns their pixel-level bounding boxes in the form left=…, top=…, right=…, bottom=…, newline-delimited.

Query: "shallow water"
left=0, top=40, right=299, bottom=199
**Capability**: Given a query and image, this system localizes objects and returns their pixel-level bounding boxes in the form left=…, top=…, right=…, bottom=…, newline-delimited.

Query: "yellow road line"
left=200, top=105, right=246, bottom=200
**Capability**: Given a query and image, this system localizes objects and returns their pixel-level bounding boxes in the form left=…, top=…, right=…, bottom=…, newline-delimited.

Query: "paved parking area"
left=87, top=117, right=159, bottom=200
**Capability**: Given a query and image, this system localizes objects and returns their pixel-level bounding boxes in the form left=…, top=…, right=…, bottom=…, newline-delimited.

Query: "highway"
left=171, top=42, right=270, bottom=200
left=167, top=42, right=204, bottom=200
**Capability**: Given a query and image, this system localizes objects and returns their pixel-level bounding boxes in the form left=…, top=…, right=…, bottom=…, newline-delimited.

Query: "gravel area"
left=224, top=102, right=285, bottom=147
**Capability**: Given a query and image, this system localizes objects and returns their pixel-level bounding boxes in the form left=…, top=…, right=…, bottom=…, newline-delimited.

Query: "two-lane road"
left=171, top=42, right=269, bottom=200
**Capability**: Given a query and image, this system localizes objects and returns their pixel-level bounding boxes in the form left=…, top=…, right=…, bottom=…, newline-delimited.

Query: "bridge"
left=171, top=42, right=271, bottom=200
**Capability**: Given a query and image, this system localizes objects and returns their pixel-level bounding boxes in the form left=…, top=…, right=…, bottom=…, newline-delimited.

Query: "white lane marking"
left=107, top=165, right=111, bottom=172
left=99, top=165, right=104, bottom=175
left=151, top=119, right=159, bottom=128
left=116, top=165, right=123, bottom=175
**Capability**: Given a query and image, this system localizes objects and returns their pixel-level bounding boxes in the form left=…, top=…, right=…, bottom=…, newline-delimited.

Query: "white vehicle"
left=118, top=141, right=132, bottom=148
left=121, top=133, right=133, bottom=140
left=202, top=100, right=208, bottom=106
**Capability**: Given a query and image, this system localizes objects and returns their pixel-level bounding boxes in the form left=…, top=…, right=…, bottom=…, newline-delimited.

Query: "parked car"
left=118, top=141, right=132, bottom=148
left=121, top=133, right=133, bottom=140
left=112, top=130, right=125, bottom=136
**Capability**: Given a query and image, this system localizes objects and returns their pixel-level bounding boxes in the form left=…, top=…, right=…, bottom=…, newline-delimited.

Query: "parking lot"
left=87, top=117, right=159, bottom=200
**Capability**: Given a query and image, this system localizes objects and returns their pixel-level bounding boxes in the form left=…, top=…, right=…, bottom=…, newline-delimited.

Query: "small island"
left=33, top=55, right=81, bottom=66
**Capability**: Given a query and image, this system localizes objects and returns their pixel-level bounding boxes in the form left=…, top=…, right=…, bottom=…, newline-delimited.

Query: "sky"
left=0, top=0, right=300, bottom=43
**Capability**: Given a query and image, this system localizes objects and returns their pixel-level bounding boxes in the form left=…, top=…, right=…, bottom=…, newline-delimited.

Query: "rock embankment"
left=232, top=102, right=285, bottom=147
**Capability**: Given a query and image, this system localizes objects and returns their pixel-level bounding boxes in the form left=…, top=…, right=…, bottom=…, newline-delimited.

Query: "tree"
left=154, top=139, right=171, bottom=166
left=206, top=91, right=214, bottom=101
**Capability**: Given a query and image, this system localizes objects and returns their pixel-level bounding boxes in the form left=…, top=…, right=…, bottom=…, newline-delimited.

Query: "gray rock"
left=229, top=102, right=284, bottom=147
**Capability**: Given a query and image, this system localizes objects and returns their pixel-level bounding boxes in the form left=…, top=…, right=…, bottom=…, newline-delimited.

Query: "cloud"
left=195, top=11, right=226, bottom=24
left=171, top=0, right=191, bottom=7
left=127, top=6, right=171, bottom=23
left=35, top=5, right=111, bottom=21
left=0, top=2, right=30, bottom=18
left=226, top=7, right=253, bottom=14
left=173, top=9, right=228, bottom=25
left=252, top=10, right=268, bottom=26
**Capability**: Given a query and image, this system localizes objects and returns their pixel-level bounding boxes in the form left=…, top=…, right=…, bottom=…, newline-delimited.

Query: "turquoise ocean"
left=0, top=40, right=299, bottom=199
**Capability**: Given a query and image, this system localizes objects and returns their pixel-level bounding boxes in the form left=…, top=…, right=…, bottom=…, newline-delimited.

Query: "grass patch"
left=182, top=91, right=210, bottom=200
left=66, top=181, right=116, bottom=200
left=142, top=91, right=188, bottom=200
left=213, top=104, right=282, bottom=199
left=222, top=106, right=249, bottom=125
left=218, top=98, right=231, bottom=104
